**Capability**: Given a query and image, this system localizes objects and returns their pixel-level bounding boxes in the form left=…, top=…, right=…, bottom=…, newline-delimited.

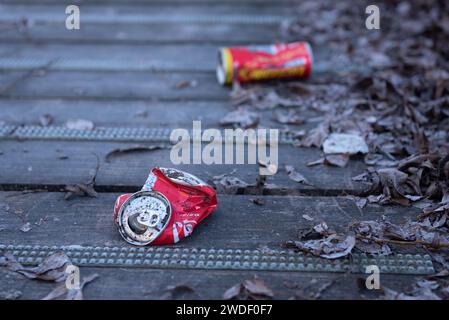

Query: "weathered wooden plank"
left=0, top=44, right=353, bottom=75
left=0, top=0, right=298, bottom=5
left=0, top=71, right=228, bottom=100
left=0, top=71, right=28, bottom=91
left=0, top=99, right=319, bottom=130
left=0, top=22, right=280, bottom=44
left=0, top=43, right=218, bottom=61
left=0, top=100, right=230, bottom=128
left=0, top=265, right=417, bottom=300
left=0, top=191, right=428, bottom=299
left=0, top=192, right=419, bottom=249
left=0, top=44, right=219, bottom=72
left=0, top=3, right=293, bottom=18
left=0, top=140, right=366, bottom=194
left=0, top=68, right=352, bottom=100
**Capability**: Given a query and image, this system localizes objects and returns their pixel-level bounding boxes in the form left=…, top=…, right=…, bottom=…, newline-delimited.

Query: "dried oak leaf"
left=313, top=221, right=329, bottom=235
left=219, top=108, right=260, bottom=129
left=325, top=154, right=350, bottom=167
left=229, top=81, right=259, bottom=106
left=353, top=168, right=419, bottom=205
left=250, top=198, right=265, bottom=206
left=350, top=220, right=392, bottom=255
left=64, top=183, right=98, bottom=201
left=294, top=122, right=329, bottom=148
left=105, top=144, right=167, bottom=162
left=19, top=222, right=32, bottom=233
left=383, top=221, right=447, bottom=245
left=382, top=279, right=441, bottom=300
left=323, top=133, right=369, bottom=155
left=351, top=219, right=449, bottom=249
left=257, top=159, right=278, bottom=176
left=419, top=202, right=449, bottom=221
left=273, top=109, right=304, bottom=125
left=260, top=90, right=300, bottom=109
left=65, top=153, right=100, bottom=200
left=351, top=220, right=385, bottom=239
left=174, top=80, right=197, bottom=89
left=1, top=251, right=71, bottom=282
left=223, top=277, right=274, bottom=300
left=43, top=273, right=99, bottom=300
left=291, top=278, right=338, bottom=300
left=285, top=165, right=313, bottom=186
left=160, top=285, right=198, bottom=300
left=211, top=174, right=248, bottom=194
left=302, top=214, right=314, bottom=221
left=307, top=154, right=350, bottom=168
left=39, top=114, right=53, bottom=127
left=285, top=234, right=356, bottom=259
left=355, top=241, right=392, bottom=255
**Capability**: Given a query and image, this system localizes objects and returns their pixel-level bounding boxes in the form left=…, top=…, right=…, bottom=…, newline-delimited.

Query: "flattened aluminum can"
left=114, top=168, right=217, bottom=246
left=217, top=41, right=313, bottom=85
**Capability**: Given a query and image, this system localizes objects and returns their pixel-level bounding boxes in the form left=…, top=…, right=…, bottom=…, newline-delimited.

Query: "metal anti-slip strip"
left=0, top=125, right=297, bottom=144
left=0, top=244, right=435, bottom=275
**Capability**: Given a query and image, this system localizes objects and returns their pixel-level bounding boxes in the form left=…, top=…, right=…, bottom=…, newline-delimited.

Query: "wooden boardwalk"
left=0, top=0, right=430, bottom=299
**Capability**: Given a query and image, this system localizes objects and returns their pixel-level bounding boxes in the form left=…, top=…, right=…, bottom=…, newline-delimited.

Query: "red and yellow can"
left=216, top=41, right=313, bottom=85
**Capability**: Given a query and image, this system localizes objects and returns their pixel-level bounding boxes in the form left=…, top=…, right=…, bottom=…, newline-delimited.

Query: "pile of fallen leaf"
left=287, top=0, right=449, bottom=251
left=216, top=0, right=449, bottom=299
left=0, top=251, right=98, bottom=300
left=218, top=0, right=449, bottom=244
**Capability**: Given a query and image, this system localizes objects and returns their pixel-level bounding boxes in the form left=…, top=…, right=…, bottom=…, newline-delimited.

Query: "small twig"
left=356, top=235, right=449, bottom=249
left=0, top=59, right=56, bottom=96
left=87, top=152, right=100, bottom=186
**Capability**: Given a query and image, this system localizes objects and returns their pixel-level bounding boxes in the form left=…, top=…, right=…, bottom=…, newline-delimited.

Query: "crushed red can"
left=216, top=41, right=313, bottom=85
left=114, top=167, right=217, bottom=246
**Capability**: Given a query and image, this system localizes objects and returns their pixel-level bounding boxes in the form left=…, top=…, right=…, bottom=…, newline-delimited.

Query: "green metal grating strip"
left=0, top=125, right=297, bottom=144
left=0, top=244, right=435, bottom=275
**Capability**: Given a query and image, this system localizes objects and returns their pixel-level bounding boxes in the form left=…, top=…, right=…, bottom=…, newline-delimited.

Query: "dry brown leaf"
left=39, top=114, right=53, bottom=127
left=211, top=174, right=249, bottom=194
left=19, top=222, right=32, bottom=233
left=160, top=285, right=198, bottom=300
left=105, top=144, right=166, bottom=162
left=64, top=183, right=98, bottom=200
left=285, top=165, right=312, bottom=186
left=219, top=108, right=260, bottom=129
left=273, top=109, right=304, bottom=125
left=285, top=234, right=355, bottom=259
left=2, top=251, right=71, bottom=282
left=382, top=280, right=441, bottom=300
left=43, top=273, right=99, bottom=300
left=250, top=198, right=265, bottom=206
left=223, top=277, right=273, bottom=300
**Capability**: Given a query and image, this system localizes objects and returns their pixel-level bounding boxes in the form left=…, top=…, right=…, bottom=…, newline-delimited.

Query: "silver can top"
left=116, top=191, right=171, bottom=246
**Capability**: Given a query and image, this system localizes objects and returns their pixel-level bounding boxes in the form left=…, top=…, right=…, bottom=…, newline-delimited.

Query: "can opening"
left=128, top=213, right=147, bottom=235
left=216, top=49, right=226, bottom=85
left=304, top=42, right=314, bottom=76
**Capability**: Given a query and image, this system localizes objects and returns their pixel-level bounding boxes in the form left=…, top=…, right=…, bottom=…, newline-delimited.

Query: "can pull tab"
left=136, top=210, right=161, bottom=228
left=128, top=210, right=162, bottom=235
